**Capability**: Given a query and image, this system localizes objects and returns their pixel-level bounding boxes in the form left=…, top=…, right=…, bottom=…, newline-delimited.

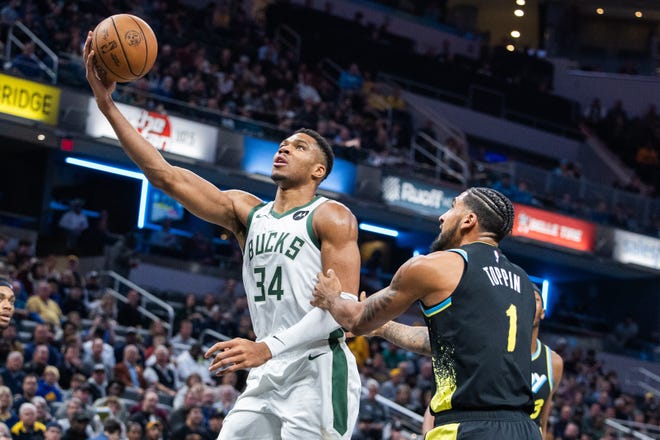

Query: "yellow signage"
left=0, top=73, right=60, bottom=125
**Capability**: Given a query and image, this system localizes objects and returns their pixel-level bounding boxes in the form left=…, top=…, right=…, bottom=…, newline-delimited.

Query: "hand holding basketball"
left=91, top=14, right=157, bottom=84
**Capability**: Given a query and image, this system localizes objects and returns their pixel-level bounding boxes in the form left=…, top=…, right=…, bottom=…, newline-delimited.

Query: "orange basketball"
left=92, top=14, right=157, bottom=83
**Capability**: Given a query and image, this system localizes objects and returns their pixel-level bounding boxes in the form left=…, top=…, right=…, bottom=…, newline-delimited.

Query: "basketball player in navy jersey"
left=313, top=187, right=541, bottom=440
left=530, top=285, right=563, bottom=438
left=379, top=284, right=564, bottom=438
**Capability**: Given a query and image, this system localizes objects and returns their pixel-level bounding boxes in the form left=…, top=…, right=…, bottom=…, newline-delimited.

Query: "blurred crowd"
left=0, top=229, right=658, bottom=439
left=1, top=0, right=658, bottom=239
left=0, top=2, right=658, bottom=438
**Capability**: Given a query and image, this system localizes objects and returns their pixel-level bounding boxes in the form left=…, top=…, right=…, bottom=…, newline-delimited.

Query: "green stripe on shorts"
left=330, top=335, right=348, bottom=435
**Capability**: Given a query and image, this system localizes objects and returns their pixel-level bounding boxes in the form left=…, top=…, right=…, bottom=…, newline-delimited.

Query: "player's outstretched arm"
left=372, top=321, right=431, bottom=356
left=313, top=252, right=460, bottom=336
left=84, top=32, right=259, bottom=235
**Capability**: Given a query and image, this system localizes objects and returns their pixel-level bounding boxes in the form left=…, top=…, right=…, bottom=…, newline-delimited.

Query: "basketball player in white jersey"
left=84, top=35, right=361, bottom=439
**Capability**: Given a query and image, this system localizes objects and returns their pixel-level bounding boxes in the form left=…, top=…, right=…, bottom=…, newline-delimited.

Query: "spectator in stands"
left=10, top=402, right=46, bottom=440
left=26, top=281, right=63, bottom=329
left=143, top=420, right=163, bottom=440
left=149, top=219, right=180, bottom=255
left=0, top=324, right=22, bottom=360
left=88, top=293, right=117, bottom=324
left=0, top=351, right=25, bottom=395
left=36, top=366, right=62, bottom=404
left=355, top=378, right=389, bottom=440
left=105, top=233, right=138, bottom=280
left=60, top=287, right=88, bottom=320
left=143, top=321, right=167, bottom=360
left=0, top=386, right=17, bottom=432
left=170, top=405, right=212, bottom=440
left=172, top=375, right=203, bottom=411
left=608, top=316, right=640, bottom=352
left=143, top=345, right=179, bottom=398
left=197, top=293, right=219, bottom=321
left=24, top=345, right=49, bottom=377
left=92, top=395, right=126, bottom=427
left=31, top=396, right=53, bottom=426
left=176, top=344, right=210, bottom=385
left=55, top=398, right=83, bottom=433
left=113, top=327, right=143, bottom=363
left=89, top=417, right=121, bottom=440
left=379, top=366, right=408, bottom=401
left=57, top=200, right=89, bottom=254
left=339, top=63, right=364, bottom=93
left=215, top=384, right=238, bottom=418
left=128, top=390, right=169, bottom=436
left=43, top=421, right=61, bottom=440
left=170, top=320, right=197, bottom=356
left=81, top=338, right=115, bottom=378
left=83, top=272, right=102, bottom=300
left=61, top=410, right=92, bottom=440
left=8, top=42, right=45, bottom=81
left=86, top=364, right=108, bottom=402
left=58, top=344, right=83, bottom=391
left=113, top=344, right=147, bottom=394
left=553, top=404, right=573, bottom=439
left=174, top=293, right=204, bottom=338
left=82, top=315, right=116, bottom=347
left=116, top=290, right=145, bottom=328
left=491, top=173, right=518, bottom=200
left=0, top=0, right=21, bottom=26
left=64, top=256, right=84, bottom=288
left=83, top=209, right=115, bottom=256
left=125, top=421, right=142, bottom=440
left=207, top=408, right=225, bottom=438
left=172, top=383, right=206, bottom=429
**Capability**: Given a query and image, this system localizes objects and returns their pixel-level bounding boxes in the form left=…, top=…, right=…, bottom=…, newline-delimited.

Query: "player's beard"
left=430, top=221, right=460, bottom=252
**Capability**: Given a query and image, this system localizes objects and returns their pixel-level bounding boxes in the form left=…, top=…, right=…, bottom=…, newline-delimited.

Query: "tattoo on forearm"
left=383, top=323, right=431, bottom=356
left=362, top=291, right=394, bottom=324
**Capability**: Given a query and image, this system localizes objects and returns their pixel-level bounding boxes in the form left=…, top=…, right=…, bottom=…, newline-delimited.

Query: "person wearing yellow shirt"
left=25, top=281, right=63, bottom=329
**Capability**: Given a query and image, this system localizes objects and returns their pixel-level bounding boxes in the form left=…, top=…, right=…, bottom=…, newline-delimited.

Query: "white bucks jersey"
left=243, top=196, right=327, bottom=341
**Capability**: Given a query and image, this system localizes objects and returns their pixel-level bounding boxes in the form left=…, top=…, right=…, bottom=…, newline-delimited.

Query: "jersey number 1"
left=254, top=266, right=284, bottom=301
left=505, top=304, right=517, bottom=352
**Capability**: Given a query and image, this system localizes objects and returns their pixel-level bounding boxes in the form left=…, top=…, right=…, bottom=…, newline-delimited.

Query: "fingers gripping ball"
left=92, top=14, right=157, bottom=83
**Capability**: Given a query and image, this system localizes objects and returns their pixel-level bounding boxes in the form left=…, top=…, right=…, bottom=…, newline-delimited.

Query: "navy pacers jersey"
left=422, top=242, right=536, bottom=416
left=530, top=341, right=554, bottom=424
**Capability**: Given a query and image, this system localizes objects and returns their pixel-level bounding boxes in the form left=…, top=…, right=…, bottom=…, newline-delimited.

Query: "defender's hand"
left=311, top=268, right=342, bottom=310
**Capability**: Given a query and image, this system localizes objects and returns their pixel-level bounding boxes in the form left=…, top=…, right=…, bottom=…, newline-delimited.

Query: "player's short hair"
left=0, top=278, right=13, bottom=290
left=463, top=187, right=514, bottom=242
left=294, top=127, right=334, bottom=180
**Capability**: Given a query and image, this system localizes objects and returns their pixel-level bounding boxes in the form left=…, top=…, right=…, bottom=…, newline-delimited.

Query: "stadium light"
left=359, top=223, right=400, bottom=238
left=64, top=157, right=149, bottom=228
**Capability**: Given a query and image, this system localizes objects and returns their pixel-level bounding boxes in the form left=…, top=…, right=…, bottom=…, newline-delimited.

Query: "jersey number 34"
left=253, top=266, right=284, bottom=301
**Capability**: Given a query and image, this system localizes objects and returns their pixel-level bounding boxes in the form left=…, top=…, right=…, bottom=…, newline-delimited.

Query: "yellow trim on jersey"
left=426, top=423, right=459, bottom=440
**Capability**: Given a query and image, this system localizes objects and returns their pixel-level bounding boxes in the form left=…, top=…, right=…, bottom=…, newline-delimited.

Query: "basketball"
left=91, top=14, right=157, bottom=83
